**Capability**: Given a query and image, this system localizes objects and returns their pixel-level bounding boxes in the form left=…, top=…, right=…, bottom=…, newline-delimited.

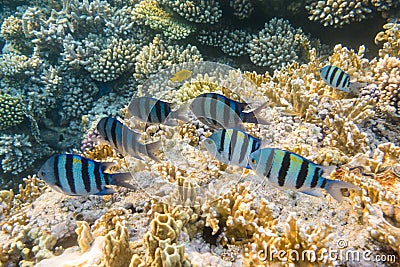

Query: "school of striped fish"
left=38, top=67, right=361, bottom=202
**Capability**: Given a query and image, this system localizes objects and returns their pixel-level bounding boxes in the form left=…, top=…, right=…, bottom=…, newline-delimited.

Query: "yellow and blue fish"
left=38, top=154, right=134, bottom=196
left=249, top=148, right=360, bottom=202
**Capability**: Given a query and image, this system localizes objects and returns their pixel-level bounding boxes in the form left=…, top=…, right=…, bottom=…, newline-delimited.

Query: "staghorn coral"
left=248, top=18, right=308, bottom=70
left=306, top=0, right=372, bottom=28
left=0, top=94, right=26, bottom=130
left=132, top=0, right=194, bottom=40
left=160, top=0, right=222, bottom=24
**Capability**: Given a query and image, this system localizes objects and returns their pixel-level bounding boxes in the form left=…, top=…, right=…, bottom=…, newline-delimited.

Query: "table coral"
left=248, top=18, right=308, bottom=70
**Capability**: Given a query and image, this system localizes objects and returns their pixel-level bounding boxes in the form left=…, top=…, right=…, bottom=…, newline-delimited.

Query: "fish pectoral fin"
left=320, top=165, right=337, bottom=177
left=95, top=186, right=116, bottom=195
left=299, top=189, right=322, bottom=198
left=101, top=162, right=117, bottom=172
left=110, top=172, right=137, bottom=190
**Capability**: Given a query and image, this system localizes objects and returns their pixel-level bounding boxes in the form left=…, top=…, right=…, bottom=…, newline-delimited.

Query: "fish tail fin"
left=243, top=102, right=270, bottom=125
left=110, top=172, right=137, bottom=190
left=349, top=82, right=368, bottom=94
left=140, top=140, right=161, bottom=162
left=324, top=179, right=361, bottom=202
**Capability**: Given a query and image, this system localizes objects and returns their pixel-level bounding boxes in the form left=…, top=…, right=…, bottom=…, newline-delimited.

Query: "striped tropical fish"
left=96, top=116, right=160, bottom=161
left=37, top=154, right=135, bottom=196
left=203, top=128, right=262, bottom=169
left=127, top=96, right=187, bottom=126
left=190, top=93, right=268, bottom=130
left=319, top=65, right=367, bottom=93
left=249, top=148, right=360, bottom=202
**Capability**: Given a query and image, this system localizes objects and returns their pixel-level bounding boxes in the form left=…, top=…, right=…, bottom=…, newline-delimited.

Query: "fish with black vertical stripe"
left=203, top=128, right=262, bottom=169
left=319, top=65, right=367, bottom=93
left=127, top=96, right=187, bottom=126
left=96, top=116, right=160, bottom=161
left=37, top=154, right=135, bottom=196
left=190, top=93, right=269, bottom=130
left=248, top=148, right=360, bottom=202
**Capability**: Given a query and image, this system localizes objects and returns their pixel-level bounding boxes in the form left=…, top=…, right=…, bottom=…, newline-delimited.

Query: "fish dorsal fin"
left=320, top=165, right=337, bottom=177
left=101, top=162, right=117, bottom=172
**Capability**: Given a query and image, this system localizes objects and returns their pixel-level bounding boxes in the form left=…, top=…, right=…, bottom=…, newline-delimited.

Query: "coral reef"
left=1, top=0, right=400, bottom=266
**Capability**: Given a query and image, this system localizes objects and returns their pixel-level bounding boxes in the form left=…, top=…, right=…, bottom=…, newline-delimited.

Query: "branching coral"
left=306, top=0, right=372, bottom=27
left=134, top=36, right=202, bottom=81
left=375, top=21, right=400, bottom=57
left=0, top=134, right=50, bottom=175
left=248, top=18, right=308, bottom=70
left=229, top=0, right=254, bottom=19
left=132, top=0, right=195, bottom=40
left=0, top=94, right=25, bottom=130
left=198, top=28, right=252, bottom=57
left=160, top=0, right=222, bottom=24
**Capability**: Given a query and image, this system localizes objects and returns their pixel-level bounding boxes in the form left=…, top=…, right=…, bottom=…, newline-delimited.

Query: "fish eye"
left=251, top=159, right=256, bottom=164
left=39, top=170, right=45, bottom=177
left=205, top=139, right=213, bottom=145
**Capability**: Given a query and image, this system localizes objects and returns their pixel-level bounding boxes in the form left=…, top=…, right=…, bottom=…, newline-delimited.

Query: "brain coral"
left=248, top=18, right=307, bottom=70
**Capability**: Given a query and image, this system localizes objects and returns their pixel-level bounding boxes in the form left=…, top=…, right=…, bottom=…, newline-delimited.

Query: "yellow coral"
left=375, top=21, right=400, bottom=57
left=76, top=221, right=93, bottom=253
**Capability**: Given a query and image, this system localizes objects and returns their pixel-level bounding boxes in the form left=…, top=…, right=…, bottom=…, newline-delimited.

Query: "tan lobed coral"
left=132, top=0, right=194, bottom=40
left=375, top=20, right=400, bottom=57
